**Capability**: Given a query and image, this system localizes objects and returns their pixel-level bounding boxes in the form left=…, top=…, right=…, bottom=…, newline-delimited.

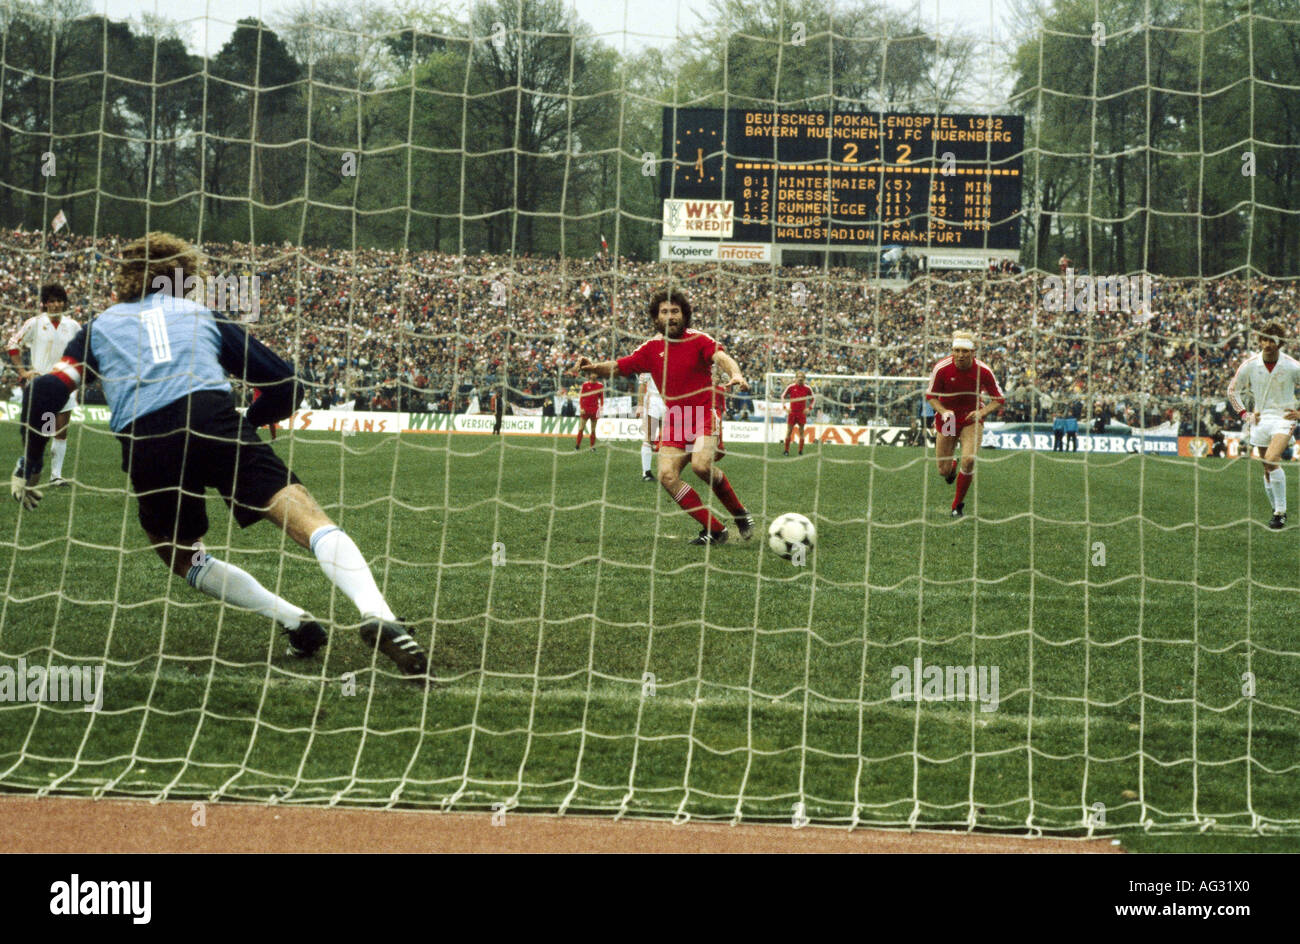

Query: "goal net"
left=0, top=0, right=1297, bottom=837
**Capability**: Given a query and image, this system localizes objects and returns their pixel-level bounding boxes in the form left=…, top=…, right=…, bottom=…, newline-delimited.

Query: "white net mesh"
left=0, top=0, right=1297, bottom=835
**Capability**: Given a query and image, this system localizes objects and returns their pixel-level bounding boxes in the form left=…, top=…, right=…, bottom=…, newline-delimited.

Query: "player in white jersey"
left=637, top=371, right=665, bottom=481
left=7, top=284, right=80, bottom=485
left=1226, top=322, right=1300, bottom=529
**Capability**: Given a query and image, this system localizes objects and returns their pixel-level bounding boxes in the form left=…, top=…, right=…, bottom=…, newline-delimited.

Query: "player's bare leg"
left=49, top=410, right=71, bottom=485
left=576, top=415, right=596, bottom=450
left=658, top=445, right=726, bottom=542
left=950, top=421, right=982, bottom=518
left=935, top=428, right=958, bottom=485
left=147, top=528, right=325, bottom=656
left=1260, top=433, right=1290, bottom=529
left=263, top=483, right=428, bottom=674
left=690, top=434, right=752, bottom=540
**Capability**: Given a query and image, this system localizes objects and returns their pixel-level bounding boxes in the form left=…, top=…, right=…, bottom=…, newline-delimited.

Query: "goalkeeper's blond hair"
left=113, top=231, right=206, bottom=302
left=951, top=330, right=976, bottom=350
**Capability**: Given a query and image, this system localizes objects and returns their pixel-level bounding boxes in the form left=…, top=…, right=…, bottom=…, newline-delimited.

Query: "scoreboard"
left=661, top=107, right=1024, bottom=250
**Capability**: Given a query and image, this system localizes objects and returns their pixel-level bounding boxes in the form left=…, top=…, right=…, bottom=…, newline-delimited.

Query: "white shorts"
left=646, top=399, right=665, bottom=420
left=1249, top=414, right=1294, bottom=448
left=59, top=389, right=77, bottom=415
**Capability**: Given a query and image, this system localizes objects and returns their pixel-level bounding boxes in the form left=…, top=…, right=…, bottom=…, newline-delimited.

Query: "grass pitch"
left=1, top=424, right=1297, bottom=850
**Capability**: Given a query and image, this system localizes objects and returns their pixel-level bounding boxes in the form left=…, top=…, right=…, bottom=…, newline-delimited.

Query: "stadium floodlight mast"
left=761, top=372, right=930, bottom=441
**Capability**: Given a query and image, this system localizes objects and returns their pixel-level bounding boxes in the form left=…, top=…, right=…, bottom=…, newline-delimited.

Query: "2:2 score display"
left=662, top=107, right=1024, bottom=248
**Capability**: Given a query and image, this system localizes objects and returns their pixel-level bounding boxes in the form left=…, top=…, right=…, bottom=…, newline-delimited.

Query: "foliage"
left=0, top=0, right=1295, bottom=273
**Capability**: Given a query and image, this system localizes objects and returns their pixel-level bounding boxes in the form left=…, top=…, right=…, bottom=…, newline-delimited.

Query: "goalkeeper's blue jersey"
left=61, top=291, right=293, bottom=433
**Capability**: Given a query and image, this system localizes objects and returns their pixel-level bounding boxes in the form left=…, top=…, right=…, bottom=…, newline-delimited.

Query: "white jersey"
left=1227, top=351, right=1300, bottom=417
left=638, top=372, right=665, bottom=416
left=7, top=313, right=81, bottom=374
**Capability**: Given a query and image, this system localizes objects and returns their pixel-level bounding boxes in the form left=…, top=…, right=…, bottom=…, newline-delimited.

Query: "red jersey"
left=616, top=330, right=720, bottom=413
left=926, top=356, right=1005, bottom=419
left=579, top=380, right=604, bottom=416
left=782, top=383, right=813, bottom=418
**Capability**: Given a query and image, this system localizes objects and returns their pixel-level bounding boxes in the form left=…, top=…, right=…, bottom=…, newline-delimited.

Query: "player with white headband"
left=925, top=330, right=1006, bottom=518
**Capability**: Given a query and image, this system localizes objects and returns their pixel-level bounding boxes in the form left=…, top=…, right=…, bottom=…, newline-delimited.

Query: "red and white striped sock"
left=671, top=482, right=723, bottom=531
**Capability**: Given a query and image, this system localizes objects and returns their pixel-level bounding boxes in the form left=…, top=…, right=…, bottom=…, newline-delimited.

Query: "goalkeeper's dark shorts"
left=117, top=390, right=300, bottom=543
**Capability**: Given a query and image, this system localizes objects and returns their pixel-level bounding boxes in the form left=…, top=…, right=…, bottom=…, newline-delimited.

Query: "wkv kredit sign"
left=663, top=199, right=735, bottom=237
left=660, top=240, right=772, bottom=264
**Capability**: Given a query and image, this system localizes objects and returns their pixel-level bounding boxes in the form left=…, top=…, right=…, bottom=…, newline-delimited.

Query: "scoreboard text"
left=661, top=108, right=1024, bottom=250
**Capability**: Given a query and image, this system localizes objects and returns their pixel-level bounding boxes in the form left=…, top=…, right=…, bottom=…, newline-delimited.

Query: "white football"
left=768, top=513, right=816, bottom=560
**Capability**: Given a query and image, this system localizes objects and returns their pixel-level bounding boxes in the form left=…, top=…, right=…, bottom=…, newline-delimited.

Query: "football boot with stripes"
left=359, top=618, right=429, bottom=676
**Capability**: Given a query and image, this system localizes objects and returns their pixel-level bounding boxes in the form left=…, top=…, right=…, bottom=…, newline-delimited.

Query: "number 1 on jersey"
left=143, top=307, right=173, bottom=364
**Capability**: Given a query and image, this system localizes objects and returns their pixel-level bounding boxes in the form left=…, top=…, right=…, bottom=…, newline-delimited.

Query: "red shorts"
left=659, top=404, right=723, bottom=455
left=580, top=411, right=599, bottom=421
left=787, top=414, right=806, bottom=427
left=933, top=411, right=976, bottom=436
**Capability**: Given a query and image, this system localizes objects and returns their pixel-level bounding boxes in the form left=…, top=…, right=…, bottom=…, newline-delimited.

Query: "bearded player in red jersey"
left=577, top=289, right=753, bottom=545
left=925, top=330, right=1005, bottom=518
left=782, top=371, right=813, bottom=455
left=576, top=378, right=604, bottom=449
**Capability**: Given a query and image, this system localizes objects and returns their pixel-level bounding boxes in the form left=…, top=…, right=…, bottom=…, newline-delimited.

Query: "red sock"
left=707, top=473, right=748, bottom=517
left=708, top=472, right=746, bottom=516
left=784, top=431, right=791, bottom=449
left=589, top=431, right=596, bottom=446
left=575, top=431, right=583, bottom=447
left=953, top=471, right=973, bottom=508
left=671, top=482, right=723, bottom=531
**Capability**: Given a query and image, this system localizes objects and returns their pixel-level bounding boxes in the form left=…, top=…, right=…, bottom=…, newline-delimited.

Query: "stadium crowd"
left=2, top=228, right=1293, bottom=435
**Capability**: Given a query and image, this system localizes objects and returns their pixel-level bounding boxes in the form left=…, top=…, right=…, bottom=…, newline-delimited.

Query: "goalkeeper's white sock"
left=641, top=441, right=652, bottom=475
left=310, top=525, right=396, bottom=621
left=187, top=554, right=306, bottom=629
left=1270, top=467, right=1287, bottom=513
left=50, top=439, right=66, bottom=478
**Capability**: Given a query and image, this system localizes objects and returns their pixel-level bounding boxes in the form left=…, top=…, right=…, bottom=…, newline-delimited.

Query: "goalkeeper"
left=10, top=231, right=428, bottom=677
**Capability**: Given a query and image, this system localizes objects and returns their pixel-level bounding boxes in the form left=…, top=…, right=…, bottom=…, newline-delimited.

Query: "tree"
left=1010, top=0, right=1202, bottom=274
left=460, top=0, right=620, bottom=254
left=206, top=18, right=303, bottom=238
left=683, top=0, right=979, bottom=113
